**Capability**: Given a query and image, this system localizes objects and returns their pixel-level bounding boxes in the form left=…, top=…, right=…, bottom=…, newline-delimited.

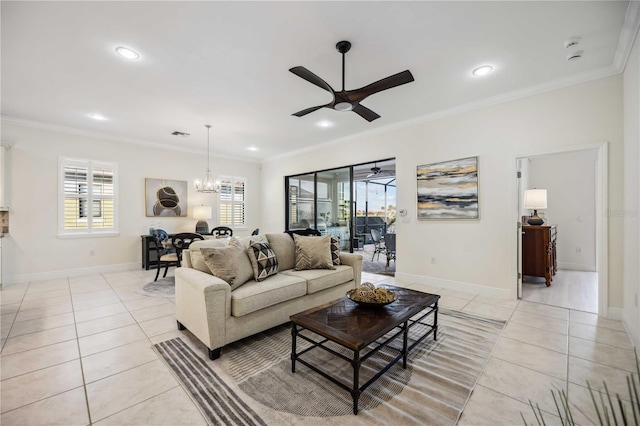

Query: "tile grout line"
left=0, top=281, right=33, bottom=352
left=458, top=297, right=519, bottom=423
left=69, top=276, right=94, bottom=426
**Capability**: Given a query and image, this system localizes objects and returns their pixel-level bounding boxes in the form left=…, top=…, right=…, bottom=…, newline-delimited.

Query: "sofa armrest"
left=339, top=253, right=363, bottom=287
left=175, top=267, right=231, bottom=351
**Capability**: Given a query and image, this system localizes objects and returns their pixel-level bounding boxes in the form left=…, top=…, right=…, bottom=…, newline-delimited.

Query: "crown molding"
left=614, top=0, right=640, bottom=72
left=0, top=116, right=261, bottom=164
left=264, top=65, right=620, bottom=163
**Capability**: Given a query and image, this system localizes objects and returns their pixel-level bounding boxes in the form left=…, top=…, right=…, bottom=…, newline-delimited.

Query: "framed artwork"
left=416, top=156, right=479, bottom=220
left=145, top=178, right=188, bottom=217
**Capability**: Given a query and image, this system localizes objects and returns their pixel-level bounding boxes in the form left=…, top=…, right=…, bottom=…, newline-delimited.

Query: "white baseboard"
left=557, top=262, right=596, bottom=272
left=4, top=262, right=141, bottom=286
left=395, top=272, right=512, bottom=299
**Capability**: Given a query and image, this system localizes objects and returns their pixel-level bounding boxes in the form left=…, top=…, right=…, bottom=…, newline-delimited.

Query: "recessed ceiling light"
left=317, top=120, right=333, bottom=128
left=472, top=65, right=493, bottom=76
left=115, top=46, right=139, bottom=60
left=247, top=146, right=259, bottom=152
left=88, top=113, right=107, bottom=121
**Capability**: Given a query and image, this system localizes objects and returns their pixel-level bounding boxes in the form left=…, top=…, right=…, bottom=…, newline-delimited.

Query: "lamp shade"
left=193, top=205, right=212, bottom=220
left=524, top=189, right=547, bottom=210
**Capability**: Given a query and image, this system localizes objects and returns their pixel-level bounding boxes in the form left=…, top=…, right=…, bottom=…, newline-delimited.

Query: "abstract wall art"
left=145, top=178, right=188, bottom=217
left=416, top=156, right=479, bottom=220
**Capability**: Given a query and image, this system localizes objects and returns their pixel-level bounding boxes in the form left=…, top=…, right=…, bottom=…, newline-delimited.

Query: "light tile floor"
left=523, top=269, right=598, bottom=313
left=0, top=268, right=634, bottom=425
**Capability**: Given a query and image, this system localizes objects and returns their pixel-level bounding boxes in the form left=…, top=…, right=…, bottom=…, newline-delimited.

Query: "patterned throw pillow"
left=293, top=234, right=335, bottom=271
left=330, top=236, right=341, bottom=265
left=247, top=242, right=279, bottom=282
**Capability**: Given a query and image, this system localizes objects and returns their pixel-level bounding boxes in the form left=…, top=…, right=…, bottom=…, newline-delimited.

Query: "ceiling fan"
left=289, top=41, right=415, bottom=122
left=366, top=163, right=395, bottom=178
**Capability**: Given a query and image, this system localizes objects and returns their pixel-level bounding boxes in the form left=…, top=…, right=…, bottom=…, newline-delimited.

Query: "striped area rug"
left=156, top=309, right=505, bottom=425
left=154, top=338, right=266, bottom=426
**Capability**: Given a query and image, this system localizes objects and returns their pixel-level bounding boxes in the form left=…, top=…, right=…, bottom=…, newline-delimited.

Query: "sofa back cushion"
left=266, top=233, right=296, bottom=271
left=232, top=234, right=268, bottom=250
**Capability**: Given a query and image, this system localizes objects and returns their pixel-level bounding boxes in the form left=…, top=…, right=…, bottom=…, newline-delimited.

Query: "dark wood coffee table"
left=290, top=284, right=440, bottom=414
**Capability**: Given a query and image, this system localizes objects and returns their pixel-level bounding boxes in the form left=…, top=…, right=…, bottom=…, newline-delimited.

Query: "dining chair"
left=211, top=226, right=233, bottom=238
left=370, top=228, right=386, bottom=262
left=151, top=229, right=179, bottom=281
left=171, top=233, right=205, bottom=266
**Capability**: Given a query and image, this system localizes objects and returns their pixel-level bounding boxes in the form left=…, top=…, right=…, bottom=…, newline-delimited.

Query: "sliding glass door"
left=285, top=159, right=395, bottom=253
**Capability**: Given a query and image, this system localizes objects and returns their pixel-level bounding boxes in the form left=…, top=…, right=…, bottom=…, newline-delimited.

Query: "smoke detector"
left=564, top=36, right=581, bottom=49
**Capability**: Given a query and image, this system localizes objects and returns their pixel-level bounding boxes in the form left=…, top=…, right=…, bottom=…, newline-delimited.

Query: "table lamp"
left=524, top=189, right=547, bottom=225
left=194, top=205, right=212, bottom=234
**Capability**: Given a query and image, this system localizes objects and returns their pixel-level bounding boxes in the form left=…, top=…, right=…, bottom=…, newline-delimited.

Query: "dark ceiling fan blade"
left=289, top=66, right=335, bottom=94
left=292, top=104, right=326, bottom=117
left=348, top=70, right=414, bottom=102
left=352, top=104, right=381, bottom=122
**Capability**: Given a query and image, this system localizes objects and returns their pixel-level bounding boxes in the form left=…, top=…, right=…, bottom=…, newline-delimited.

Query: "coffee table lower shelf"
left=290, top=300, right=438, bottom=415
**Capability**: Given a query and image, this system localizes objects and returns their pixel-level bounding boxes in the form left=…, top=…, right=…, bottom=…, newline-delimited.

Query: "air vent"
left=171, top=131, right=190, bottom=137
left=567, top=51, right=583, bottom=61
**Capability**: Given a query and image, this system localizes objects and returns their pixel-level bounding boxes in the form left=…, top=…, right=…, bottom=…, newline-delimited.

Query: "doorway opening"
left=514, top=143, right=608, bottom=315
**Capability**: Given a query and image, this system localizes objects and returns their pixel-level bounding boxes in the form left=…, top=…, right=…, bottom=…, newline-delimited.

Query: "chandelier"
left=193, top=124, right=221, bottom=193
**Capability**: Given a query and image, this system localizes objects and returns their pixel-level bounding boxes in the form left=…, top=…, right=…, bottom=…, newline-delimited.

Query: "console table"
left=522, top=225, right=557, bottom=286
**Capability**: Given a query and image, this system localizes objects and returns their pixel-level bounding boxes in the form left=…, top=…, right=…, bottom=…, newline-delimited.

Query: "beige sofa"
left=175, top=233, right=363, bottom=359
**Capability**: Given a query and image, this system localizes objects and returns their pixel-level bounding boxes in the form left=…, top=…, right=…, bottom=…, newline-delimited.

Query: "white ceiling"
left=1, top=1, right=636, bottom=161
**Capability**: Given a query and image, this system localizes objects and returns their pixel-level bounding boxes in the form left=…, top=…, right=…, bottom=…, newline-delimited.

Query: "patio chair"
left=370, top=228, right=386, bottom=262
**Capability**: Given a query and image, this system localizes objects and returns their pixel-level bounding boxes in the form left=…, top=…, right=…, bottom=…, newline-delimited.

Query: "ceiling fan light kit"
left=289, top=40, right=415, bottom=122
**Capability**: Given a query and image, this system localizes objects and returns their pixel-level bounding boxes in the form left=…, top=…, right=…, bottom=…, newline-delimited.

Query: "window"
left=59, top=157, right=118, bottom=236
left=219, top=176, right=246, bottom=227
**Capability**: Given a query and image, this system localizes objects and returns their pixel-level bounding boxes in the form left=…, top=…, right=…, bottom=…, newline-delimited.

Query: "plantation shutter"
left=219, top=176, right=246, bottom=227
left=60, top=158, right=118, bottom=235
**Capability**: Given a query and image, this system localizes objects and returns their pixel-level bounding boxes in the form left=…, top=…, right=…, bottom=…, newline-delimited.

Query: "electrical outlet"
left=431, top=257, right=436, bottom=264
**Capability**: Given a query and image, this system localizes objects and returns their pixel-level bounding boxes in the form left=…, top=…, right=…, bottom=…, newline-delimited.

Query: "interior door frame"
left=512, top=141, right=609, bottom=316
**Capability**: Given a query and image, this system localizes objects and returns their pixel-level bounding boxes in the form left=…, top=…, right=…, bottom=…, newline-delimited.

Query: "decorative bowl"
left=346, top=288, right=398, bottom=307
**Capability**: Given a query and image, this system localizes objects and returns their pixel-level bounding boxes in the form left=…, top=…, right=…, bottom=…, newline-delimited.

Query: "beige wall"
left=1, top=123, right=261, bottom=283
left=623, top=29, right=640, bottom=344
left=261, top=76, right=623, bottom=307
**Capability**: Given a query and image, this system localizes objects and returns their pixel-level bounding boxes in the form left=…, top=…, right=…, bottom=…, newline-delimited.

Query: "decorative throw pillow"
left=200, top=239, right=254, bottom=290
left=293, top=234, right=335, bottom=271
left=330, top=236, right=341, bottom=265
left=246, top=242, right=279, bottom=281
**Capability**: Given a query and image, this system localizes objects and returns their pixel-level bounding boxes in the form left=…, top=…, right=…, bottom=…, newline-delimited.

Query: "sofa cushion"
left=266, top=233, right=296, bottom=271
left=200, top=239, right=254, bottom=290
left=187, top=239, right=229, bottom=274
left=330, top=236, right=341, bottom=265
left=232, top=234, right=268, bottom=250
left=231, top=274, right=306, bottom=316
left=246, top=242, right=279, bottom=281
left=281, top=265, right=354, bottom=294
left=293, top=234, right=335, bottom=271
